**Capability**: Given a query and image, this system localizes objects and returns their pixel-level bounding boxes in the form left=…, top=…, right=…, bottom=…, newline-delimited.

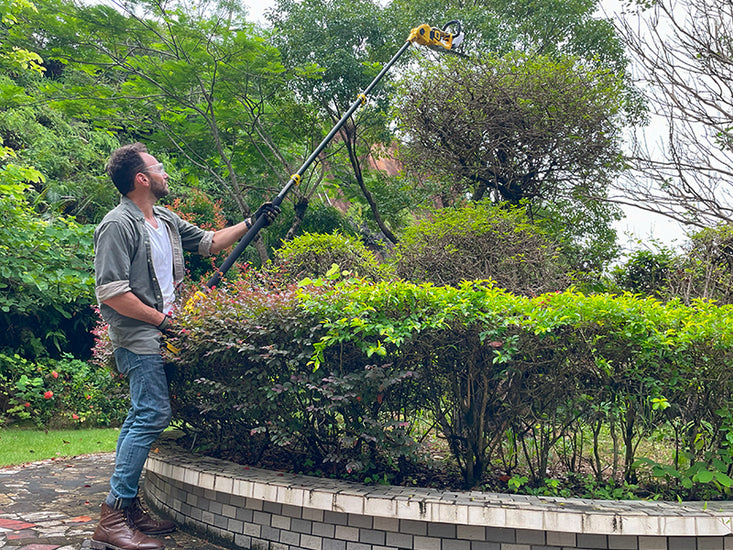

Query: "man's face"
left=140, top=153, right=169, bottom=199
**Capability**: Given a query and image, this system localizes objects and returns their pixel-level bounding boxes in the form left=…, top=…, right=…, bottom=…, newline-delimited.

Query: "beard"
left=151, top=179, right=169, bottom=199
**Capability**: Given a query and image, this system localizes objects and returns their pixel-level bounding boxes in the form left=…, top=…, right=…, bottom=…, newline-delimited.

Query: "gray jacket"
left=94, top=196, right=214, bottom=354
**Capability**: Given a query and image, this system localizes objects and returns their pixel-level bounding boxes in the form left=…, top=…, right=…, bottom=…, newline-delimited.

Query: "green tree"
left=0, top=170, right=96, bottom=359
left=0, top=104, right=120, bottom=223
left=21, top=0, right=315, bottom=263
left=267, top=0, right=403, bottom=243
left=394, top=53, right=625, bottom=271
left=386, top=0, right=629, bottom=73
left=0, top=0, right=98, bottom=359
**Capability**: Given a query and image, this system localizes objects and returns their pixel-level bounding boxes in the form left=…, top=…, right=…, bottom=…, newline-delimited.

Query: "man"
left=91, top=143, right=279, bottom=550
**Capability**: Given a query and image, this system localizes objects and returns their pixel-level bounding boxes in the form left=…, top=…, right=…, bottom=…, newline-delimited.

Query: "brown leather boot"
left=90, top=502, right=165, bottom=550
left=128, top=495, right=176, bottom=535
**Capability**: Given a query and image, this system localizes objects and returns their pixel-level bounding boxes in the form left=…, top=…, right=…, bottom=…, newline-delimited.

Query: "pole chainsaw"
left=165, top=21, right=463, bottom=353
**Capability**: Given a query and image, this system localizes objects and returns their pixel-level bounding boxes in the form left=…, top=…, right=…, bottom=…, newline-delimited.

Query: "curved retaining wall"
left=144, top=435, right=733, bottom=550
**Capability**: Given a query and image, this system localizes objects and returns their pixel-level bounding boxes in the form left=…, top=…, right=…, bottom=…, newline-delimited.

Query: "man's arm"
left=103, top=292, right=167, bottom=327
left=210, top=220, right=249, bottom=255
left=209, top=202, right=281, bottom=255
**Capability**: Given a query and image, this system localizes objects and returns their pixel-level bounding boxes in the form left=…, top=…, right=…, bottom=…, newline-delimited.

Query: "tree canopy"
left=394, top=53, right=626, bottom=270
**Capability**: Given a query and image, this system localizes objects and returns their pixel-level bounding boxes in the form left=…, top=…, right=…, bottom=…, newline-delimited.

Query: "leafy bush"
left=298, top=202, right=356, bottom=237
left=611, top=247, right=675, bottom=297
left=0, top=352, right=128, bottom=428
left=0, top=174, right=97, bottom=360
left=667, top=224, right=733, bottom=305
left=268, top=232, right=394, bottom=283
left=165, top=274, right=733, bottom=499
left=390, top=202, right=570, bottom=295
left=165, top=279, right=428, bottom=482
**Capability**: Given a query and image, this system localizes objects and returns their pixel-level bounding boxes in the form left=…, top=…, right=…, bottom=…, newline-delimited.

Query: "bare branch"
left=611, top=0, right=733, bottom=227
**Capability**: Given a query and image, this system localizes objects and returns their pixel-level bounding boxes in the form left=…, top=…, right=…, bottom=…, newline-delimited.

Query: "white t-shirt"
left=145, top=217, right=175, bottom=314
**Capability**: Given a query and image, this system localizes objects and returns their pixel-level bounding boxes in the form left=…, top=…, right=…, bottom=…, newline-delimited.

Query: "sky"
left=242, top=0, right=689, bottom=253
left=596, top=0, right=687, bottom=252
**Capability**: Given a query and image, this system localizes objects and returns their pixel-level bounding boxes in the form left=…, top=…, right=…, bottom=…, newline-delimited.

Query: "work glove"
left=254, top=201, right=281, bottom=227
left=156, top=314, right=179, bottom=337
left=157, top=314, right=182, bottom=355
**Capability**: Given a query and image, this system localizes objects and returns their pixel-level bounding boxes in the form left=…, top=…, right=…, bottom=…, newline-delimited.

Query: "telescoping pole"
left=205, top=21, right=462, bottom=289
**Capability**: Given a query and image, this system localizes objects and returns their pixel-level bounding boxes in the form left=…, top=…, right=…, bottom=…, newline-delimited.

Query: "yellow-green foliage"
left=269, top=232, right=394, bottom=282
left=391, top=202, right=570, bottom=295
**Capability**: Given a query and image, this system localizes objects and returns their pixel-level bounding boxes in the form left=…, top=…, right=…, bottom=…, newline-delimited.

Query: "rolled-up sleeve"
left=96, top=280, right=132, bottom=303
left=94, top=221, right=133, bottom=303
left=176, top=216, right=214, bottom=257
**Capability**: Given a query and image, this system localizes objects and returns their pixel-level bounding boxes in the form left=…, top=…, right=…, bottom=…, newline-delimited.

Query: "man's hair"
left=105, top=142, right=148, bottom=195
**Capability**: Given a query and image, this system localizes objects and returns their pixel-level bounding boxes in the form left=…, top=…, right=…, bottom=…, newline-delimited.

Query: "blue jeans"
left=106, top=347, right=172, bottom=509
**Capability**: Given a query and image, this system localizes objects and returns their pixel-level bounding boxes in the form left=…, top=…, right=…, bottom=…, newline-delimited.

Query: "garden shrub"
left=166, top=275, right=733, bottom=499
left=390, top=201, right=570, bottom=295
left=268, top=232, right=393, bottom=283
left=0, top=177, right=97, bottom=361
left=297, top=202, right=356, bottom=237
left=611, top=247, right=675, bottom=298
left=167, top=280, right=425, bottom=481
left=0, top=352, right=128, bottom=428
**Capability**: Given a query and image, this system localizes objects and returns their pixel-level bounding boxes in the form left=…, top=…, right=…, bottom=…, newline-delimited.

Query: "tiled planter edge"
left=143, top=434, right=733, bottom=550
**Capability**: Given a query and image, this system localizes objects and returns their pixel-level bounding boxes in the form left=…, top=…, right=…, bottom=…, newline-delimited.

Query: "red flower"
left=52, top=371, right=58, bottom=378
left=24, top=402, right=31, bottom=408
left=72, top=414, right=80, bottom=420
left=44, top=391, right=53, bottom=399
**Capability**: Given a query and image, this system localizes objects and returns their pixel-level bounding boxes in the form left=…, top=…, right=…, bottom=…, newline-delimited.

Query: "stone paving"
left=0, top=452, right=228, bottom=550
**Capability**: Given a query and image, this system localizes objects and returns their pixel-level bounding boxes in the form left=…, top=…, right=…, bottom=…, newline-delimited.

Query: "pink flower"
left=72, top=414, right=79, bottom=420
left=51, top=371, right=58, bottom=378
left=44, top=391, right=53, bottom=399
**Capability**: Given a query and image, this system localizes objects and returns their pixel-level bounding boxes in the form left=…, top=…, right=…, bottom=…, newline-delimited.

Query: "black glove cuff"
left=157, top=314, right=172, bottom=332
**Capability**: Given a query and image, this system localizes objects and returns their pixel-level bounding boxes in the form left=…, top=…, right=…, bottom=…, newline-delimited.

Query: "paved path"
left=0, top=452, right=229, bottom=550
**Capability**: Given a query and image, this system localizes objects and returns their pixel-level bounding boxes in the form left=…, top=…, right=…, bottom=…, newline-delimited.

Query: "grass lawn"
left=0, top=427, right=120, bottom=467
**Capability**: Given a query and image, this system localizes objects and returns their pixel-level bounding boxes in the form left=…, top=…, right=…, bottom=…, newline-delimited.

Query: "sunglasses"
left=143, top=162, right=166, bottom=175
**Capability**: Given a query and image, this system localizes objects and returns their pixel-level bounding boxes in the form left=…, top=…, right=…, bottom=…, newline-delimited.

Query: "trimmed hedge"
left=391, top=203, right=569, bottom=295
left=167, top=278, right=733, bottom=499
left=269, top=232, right=393, bottom=283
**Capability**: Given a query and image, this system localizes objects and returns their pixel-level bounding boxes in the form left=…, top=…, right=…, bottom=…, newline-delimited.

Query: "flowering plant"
left=1, top=353, right=127, bottom=428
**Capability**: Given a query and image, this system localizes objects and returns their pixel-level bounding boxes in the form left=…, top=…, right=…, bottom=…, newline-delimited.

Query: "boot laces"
left=132, top=496, right=151, bottom=517
left=121, top=507, right=138, bottom=529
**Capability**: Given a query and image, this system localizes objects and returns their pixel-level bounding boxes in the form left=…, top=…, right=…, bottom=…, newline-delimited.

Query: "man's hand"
left=254, top=201, right=281, bottom=227
left=156, top=314, right=178, bottom=337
